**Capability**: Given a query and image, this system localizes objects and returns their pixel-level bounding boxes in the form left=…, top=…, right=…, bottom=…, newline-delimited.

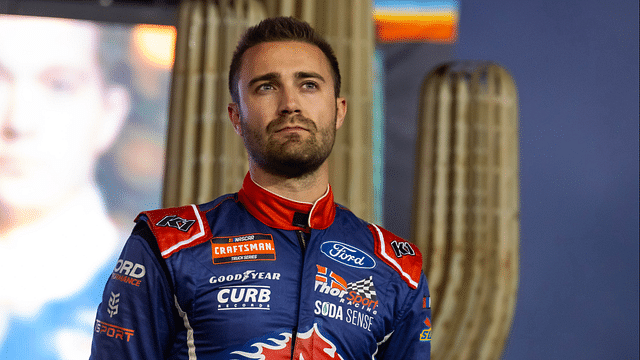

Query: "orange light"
left=373, top=10, right=458, bottom=43
left=132, top=24, right=176, bottom=69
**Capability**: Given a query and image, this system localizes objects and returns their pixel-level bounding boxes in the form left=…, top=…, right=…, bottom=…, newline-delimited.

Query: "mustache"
left=266, top=114, right=317, bottom=133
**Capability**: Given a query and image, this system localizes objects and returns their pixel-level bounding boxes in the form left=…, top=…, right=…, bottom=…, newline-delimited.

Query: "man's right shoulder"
left=134, top=203, right=213, bottom=259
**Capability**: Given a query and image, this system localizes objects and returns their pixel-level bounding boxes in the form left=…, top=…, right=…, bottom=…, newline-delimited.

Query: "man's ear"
left=335, top=97, right=347, bottom=130
left=228, top=102, right=242, bottom=136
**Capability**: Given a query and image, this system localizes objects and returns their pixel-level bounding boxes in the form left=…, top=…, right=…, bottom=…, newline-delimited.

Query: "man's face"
left=229, top=41, right=346, bottom=178
left=0, top=16, right=128, bottom=209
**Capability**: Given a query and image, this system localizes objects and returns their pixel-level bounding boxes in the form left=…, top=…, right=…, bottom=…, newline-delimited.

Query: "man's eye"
left=302, top=82, right=318, bottom=90
left=47, top=77, right=75, bottom=92
left=257, top=83, right=274, bottom=91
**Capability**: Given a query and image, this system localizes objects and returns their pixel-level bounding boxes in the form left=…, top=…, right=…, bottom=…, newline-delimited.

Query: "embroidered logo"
left=211, top=234, right=276, bottom=264
left=156, top=215, right=196, bottom=232
left=107, top=292, right=120, bottom=317
left=320, top=241, right=376, bottom=269
left=390, top=240, right=416, bottom=258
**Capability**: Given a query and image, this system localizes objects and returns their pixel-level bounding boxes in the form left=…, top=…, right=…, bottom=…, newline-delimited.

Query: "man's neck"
left=249, top=163, right=330, bottom=204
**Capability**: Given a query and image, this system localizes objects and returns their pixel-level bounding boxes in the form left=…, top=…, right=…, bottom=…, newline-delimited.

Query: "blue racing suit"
left=90, top=173, right=432, bottom=359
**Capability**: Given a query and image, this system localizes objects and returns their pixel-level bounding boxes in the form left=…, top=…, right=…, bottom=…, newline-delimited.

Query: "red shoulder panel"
left=136, top=204, right=212, bottom=258
left=369, top=224, right=423, bottom=289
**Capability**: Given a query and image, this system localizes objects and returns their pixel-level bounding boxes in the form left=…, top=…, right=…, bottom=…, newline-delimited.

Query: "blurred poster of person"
left=0, top=15, right=171, bottom=359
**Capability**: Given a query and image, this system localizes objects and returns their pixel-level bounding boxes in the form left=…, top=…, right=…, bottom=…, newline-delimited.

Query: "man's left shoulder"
left=367, top=223, right=423, bottom=290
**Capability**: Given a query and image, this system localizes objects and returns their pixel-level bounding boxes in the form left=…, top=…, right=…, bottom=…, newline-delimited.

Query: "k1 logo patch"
left=156, top=215, right=195, bottom=232
left=390, top=240, right=415, bottom=258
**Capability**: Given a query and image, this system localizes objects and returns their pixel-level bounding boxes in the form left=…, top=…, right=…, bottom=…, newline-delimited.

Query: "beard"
left=240, top=111, right=337, bottom=178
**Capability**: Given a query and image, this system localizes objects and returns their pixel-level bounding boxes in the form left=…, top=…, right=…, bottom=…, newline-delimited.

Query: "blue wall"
left=381, top=0, right=639, bottom=358
left=455, top=1, right=639, bottom=358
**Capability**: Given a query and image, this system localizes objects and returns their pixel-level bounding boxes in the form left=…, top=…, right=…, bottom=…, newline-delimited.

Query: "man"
left=0, top=15, right=129, bottom=359
left=90, top=16, right=431, bottom=359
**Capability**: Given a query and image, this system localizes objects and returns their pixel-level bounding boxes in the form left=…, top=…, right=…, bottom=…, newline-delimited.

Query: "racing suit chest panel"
left=295, top=211, right=397, bottom=358
left=163, top=199, right=409, bottom=359
left=168, top=204, right=305, bottom=357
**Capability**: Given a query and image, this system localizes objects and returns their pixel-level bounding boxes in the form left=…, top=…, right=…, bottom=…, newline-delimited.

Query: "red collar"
left=237, top=173, right=336, bottom=230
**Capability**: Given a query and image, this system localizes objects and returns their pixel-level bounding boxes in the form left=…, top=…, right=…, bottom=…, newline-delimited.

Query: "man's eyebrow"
left=296, top=71, right=325, bottom=82
left=248, top=72, right=280, bottom=87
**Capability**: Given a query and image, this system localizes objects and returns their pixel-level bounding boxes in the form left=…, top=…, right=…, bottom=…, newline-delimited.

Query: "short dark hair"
left=228, top=16, right=341, bottom=104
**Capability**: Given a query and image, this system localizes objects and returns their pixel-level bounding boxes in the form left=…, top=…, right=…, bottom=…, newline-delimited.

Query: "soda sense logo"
left=320, top=241, right=376, bottom=269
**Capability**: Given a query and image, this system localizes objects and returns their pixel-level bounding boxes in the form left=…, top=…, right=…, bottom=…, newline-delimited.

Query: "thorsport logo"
left=217, top=285, right=271, bottom=310
left=111, top=259, right=146, bottom=287
left=390, top=240, right=416, bottom=258
left=209, top=270, right=281, bottom=284
left=320, top=241, right=376, bottom=269
left=156, top=215, right=195, bottom=232
left=314, top=265, right=379, bottom=315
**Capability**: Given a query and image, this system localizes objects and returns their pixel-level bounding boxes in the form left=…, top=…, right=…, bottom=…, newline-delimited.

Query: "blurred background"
left=0, top=0, right=637, bottom=359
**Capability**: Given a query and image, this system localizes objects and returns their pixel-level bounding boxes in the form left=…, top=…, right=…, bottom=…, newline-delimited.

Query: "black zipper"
left=291, top=229, right=310, bottom=358
left=295, top=230, right=307, bottom=253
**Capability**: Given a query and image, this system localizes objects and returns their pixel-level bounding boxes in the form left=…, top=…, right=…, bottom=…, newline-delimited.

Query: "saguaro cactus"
left=412, top=61, right=520, bottom=360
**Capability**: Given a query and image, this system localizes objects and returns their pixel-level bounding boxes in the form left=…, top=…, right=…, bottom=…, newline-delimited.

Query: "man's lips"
left=275, top=125, right=309, bottom=133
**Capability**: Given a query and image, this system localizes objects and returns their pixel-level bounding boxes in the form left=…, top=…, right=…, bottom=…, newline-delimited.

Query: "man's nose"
left=277, top=86, right=301, bottom=116
left=1, top=82, right=38, bottom=140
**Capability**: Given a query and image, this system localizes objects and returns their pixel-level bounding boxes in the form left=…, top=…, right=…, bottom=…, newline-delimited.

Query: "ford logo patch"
left=320, top=241, right=376, bottom=269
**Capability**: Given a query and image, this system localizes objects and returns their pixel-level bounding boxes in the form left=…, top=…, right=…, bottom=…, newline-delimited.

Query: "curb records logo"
left=211, top=233, right=276, bottom=264
left=217, top=285, right=271, bottom=310
left=320, top=241, right=376, bottom=269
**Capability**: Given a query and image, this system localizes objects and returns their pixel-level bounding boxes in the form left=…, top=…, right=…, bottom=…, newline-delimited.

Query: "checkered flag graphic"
left=347, top=276, right=377, bottom=301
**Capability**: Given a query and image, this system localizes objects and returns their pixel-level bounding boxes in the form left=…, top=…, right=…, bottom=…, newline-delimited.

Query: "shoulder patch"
left=136, top=204, right=212, bottom=258
left=369, top=224, right=423, bottom=289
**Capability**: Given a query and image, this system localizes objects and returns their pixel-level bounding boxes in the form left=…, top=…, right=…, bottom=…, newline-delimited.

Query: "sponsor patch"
left=94, top=320, right=134, bottom=342
left=423, top=296, right=431, bottom=309
left=217, top=285, right=271, bottom=310
left=369, top=224, right=422, bottom=289
left=210, top=270, right=281, bottom=284
left=391, top=240, right=416, bottom=258
left=107, top=292, right=120, bottom=318
left=111, top=259, right=146, bottom=287
left=420, top=317, right=432, bottom=342
left=320, top=241, right=376, bottom=269
left=211, top=234, right=276, bottom=264
left=314, top=265, right=379, bottom=316
left=138, top=204, right=212, bottom=258
left=314, top=301, right=374, bottom=331
left=156, top=215, right=195, bottom=232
